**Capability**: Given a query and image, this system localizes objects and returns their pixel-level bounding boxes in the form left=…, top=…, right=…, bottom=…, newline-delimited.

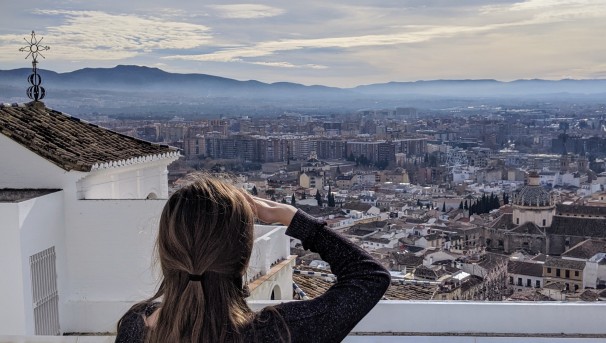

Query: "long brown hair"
left=121, top=175, right=257, bottom=342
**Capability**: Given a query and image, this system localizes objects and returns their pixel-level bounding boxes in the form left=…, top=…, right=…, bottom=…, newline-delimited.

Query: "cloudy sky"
left=1, top=0, right=605, bottom=87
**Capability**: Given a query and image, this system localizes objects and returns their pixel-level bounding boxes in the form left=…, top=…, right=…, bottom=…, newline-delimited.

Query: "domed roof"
left=513, top=172, right=553, bottom=207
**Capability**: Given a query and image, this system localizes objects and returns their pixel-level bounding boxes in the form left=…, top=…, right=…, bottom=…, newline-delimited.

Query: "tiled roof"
left=549, top=216, right=606, bottom=238
left=507, top=260, right=543, bottom=277
left=509, top=222, right=545, bottom=235
left=392, top=252, right=424, bottom=268
left=293, top=268, right=436, bottom=301
left=556, top=204, right=606, bottom=218
left=342, top=202, right=373, bottom=212
left=561, top=239, right=606, bottom=260
left=0, top=102, right=178, bottom=172
left=489, top=213, right=516, bottom=230
left=544, top=256, right=585, bottom=270
left=507, top=290, right=554, bottom=301
left=0, top=188, right=61, bottom=202
left=513, top=184, right=553, bottom=207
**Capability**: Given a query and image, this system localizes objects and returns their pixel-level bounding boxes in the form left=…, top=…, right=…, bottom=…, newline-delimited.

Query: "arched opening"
left=146, top=192, right=158, bottom=200
left=270, top=284, right=281, bottom=300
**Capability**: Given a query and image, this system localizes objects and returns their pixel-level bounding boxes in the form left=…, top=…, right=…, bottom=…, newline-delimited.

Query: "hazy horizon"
left=1, top=1, right=606, bottom=87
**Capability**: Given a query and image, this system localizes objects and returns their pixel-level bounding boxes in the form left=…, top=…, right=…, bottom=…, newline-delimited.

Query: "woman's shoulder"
left=115, top=302, right=160, bottom=343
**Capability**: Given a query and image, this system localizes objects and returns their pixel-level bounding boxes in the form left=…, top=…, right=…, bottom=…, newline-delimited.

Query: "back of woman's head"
left=149, top=174, right=255, bottom=342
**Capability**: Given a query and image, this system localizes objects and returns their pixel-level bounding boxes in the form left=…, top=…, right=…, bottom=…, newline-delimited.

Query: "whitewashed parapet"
left=90, top=151, right=180, bottom=171
left=247, top=225, right=289, bottom=283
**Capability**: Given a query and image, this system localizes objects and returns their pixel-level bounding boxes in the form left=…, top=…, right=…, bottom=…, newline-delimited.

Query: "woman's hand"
left=241, top=192, right=297, bottom=226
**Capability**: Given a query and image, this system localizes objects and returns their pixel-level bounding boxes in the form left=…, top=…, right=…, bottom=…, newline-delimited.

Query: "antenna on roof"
left=19, top=31, right=50, bottom=102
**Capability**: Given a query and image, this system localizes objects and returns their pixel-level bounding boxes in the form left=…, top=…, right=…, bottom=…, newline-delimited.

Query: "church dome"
left=513, top=172, right=553, bottom=207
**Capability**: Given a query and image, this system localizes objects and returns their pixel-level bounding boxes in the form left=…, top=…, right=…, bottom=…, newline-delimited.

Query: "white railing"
left=247, top=225, right=290, bottom=283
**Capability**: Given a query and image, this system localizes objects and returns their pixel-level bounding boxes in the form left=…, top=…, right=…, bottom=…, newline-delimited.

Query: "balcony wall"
left=3, top=301, right=605, bottom=342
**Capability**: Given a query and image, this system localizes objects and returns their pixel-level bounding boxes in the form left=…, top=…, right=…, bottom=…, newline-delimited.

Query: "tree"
left=417, top=199, right=422, bottom=209
left=328, top=185, right=335, bottom=207
left=464, top=200, right=469, bottom=210
left=281, top=198, right=287, bottom=204
left=291, top=194, right=296, bottom=206
left=315, top=190, right=323, bottom=206
left=301, top=192, right=306, bottom=199
left=336, top=165, right=342, bottom=175
left=442, top=202, right=446, bottom=212
left=459, top=201, right=464, bottom=210
left=251, top=185, right=258, bottom=196
left=271, top=195, right=276, bottom=202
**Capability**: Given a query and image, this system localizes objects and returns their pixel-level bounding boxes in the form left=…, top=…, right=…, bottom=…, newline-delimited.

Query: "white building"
left=0, top=102, right=293, bottom=336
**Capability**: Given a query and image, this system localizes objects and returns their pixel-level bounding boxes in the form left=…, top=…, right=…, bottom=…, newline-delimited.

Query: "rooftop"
left=0, top=102, right=177, bottom=172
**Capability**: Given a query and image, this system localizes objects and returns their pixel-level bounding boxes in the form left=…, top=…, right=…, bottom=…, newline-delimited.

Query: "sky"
left=1, top=0, right=606, bottom=87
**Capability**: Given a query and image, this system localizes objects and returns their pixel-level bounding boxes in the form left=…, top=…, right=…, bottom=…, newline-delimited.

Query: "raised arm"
left=249, top=196, right=391, bottom=342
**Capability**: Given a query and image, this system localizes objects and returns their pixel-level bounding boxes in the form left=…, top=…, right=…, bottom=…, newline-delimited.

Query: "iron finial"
left=19, top=31, right=50, bottom=101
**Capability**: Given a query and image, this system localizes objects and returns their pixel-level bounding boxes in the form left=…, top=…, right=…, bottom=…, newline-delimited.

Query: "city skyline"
left=1, top=1, right=606, bottom=87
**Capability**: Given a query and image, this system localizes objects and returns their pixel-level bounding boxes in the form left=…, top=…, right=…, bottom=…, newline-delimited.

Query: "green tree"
left=328, top=185, right=335, bottom=207
left=291, top=194, right=296, bottom=206
left=442, top=202, right=446, bottom=212
left=315, top=190, right=323, bottom=206
left=251, top=185, right=258, bottom=196
left=459, top=201, right=464, bottom=210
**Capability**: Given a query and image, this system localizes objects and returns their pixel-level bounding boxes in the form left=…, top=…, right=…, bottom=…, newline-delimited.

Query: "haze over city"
left=1, top=0, right=606, bottom=87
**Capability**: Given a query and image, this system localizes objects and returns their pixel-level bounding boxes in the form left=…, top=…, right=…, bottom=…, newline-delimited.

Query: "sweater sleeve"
left=273, top=210, right=391, bottom=343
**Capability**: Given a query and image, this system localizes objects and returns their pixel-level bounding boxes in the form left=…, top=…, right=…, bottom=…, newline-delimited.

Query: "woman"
left=116, top=175, right=390, bottom=342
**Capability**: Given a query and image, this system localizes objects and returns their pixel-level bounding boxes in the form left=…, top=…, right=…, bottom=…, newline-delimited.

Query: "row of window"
left=510, top=276, right=541, bottom=288
left=546, top=267, right=579, bottom=278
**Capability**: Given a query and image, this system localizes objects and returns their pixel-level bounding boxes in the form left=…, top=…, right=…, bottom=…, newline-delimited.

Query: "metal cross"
left=19, top=31, right=50, bottom=101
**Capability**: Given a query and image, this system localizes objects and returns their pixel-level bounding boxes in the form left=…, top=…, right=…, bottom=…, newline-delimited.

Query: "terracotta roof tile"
left=0, top=102, right=178, bottom=172
left=561, top=239, right=606, bottom=260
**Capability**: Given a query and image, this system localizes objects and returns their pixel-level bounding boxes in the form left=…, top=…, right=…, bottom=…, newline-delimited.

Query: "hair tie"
left=188, top=274, right=204, bottom=282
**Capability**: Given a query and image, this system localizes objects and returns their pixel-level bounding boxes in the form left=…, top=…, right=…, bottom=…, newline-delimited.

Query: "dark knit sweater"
left=115, top=210, right=391, bottom=342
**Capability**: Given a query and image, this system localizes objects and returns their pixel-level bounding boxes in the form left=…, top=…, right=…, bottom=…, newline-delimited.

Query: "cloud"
left=249, top=61, right=327, bottom=69
left=162, top=24, right=511, bottom=63
left=207, top=4, right=284, bottom=19
left=0, top=9, right=212, bottom=61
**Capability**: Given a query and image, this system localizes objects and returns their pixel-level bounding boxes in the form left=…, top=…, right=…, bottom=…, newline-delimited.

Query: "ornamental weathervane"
left=19, top=31, right=50, bottom=101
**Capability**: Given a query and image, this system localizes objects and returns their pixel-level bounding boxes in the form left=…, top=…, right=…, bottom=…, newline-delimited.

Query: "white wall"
left=510, top=273, right=543, bottom=290
left=248, top=301, right=606, bottom=336
left=0, top=203, right=26, bottom=335
left=62, top=199, right=166, bottom=333
left=0, top=134, right=83, bottom=189
left=247, top=226, right=290, bottom=281
left=17, top=191, right=67, bottom=335
left=248, top=258, right=295, bottom=301
left=513, top=207, right=555, bottom=227
left=77, top=160, right=175, bottom=200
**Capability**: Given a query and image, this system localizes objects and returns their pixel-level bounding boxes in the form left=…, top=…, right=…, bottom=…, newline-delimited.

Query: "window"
left=517, top=278, right=522, bottom=286
left=542, top=219, right=546, bottom=226
left=565, top=270, right=570, bottom=278
left=516, top=218, right=520, bottom=224
left=536, top=280, right=541, bottom=288
left=574, top=284, right=579, bottom=291
left=556, top=269, right=561, bottom=277
left=526, top=279, right=531, bottom=287
left=509, top=276, right=514, bottom=285
left=575, top=271, right=579, bottom=277
left=547, top=267, right=552, bottom=273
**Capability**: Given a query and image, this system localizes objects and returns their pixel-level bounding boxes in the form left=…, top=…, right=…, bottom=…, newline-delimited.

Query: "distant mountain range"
left=1, top=65, right=605, bottom=116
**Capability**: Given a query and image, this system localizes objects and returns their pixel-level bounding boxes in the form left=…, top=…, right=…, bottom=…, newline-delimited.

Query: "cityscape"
left=1, top=0, right=606, bottom=341
left=94, top=97, right=606, bottom=303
